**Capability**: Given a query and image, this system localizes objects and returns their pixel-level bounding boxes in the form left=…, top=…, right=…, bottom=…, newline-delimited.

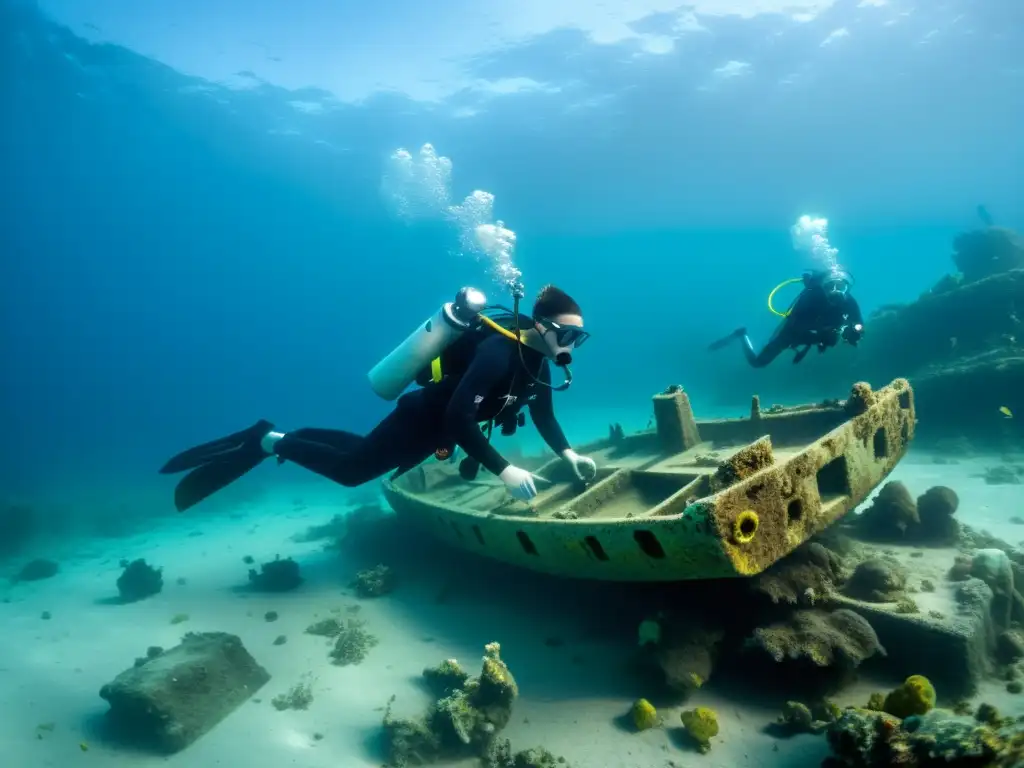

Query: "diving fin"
left=173, top=448, right=267, bottom=512
left=160, top=419, right=274, bottom=474
left=708, top=328, right=745, bottom=352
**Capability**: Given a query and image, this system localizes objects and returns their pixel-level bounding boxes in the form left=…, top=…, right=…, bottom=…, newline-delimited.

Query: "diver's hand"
left=561, top=449, right=598, bottom=483
left=842, top=323, right=864, bottom=345
left=819, top=327, right=840, bottom=347
left=499, top=465, right=549, bottom=501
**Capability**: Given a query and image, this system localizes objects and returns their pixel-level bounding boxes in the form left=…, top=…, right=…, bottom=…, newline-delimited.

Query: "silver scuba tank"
left=367, top=287, right=487, bottom=401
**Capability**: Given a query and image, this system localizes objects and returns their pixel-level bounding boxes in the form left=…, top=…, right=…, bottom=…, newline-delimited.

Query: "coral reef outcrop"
left=854, top=482, right=919, bottom=540
left=653, top=618, right=724, bottom=693
left=383, top=642, right=518, bottom=767
left=248, top=556, right=302, bottom=592
left=680, top=707, right=719, bottom=753
left=752, top=541, right=845, bottom=606
left=823, top=704, right=1024, bottom=767
left=116, top=558, right=163, bottom=602
left=329, top=618, right=378, bottom=665
left=850, top=482, right=961, bottom=546
left=630, top=698, right=659, bottom=731
left=971, top=548, right=1024, bottom=629
left=745, top=609, right=884, bottom=678
left=483, top=740, right=573, bottom=768
left=352, top=563, right=395, bottom=597
left=843, top=558, right=908, bottom=603
left=882, top=675, right=937, bottom=719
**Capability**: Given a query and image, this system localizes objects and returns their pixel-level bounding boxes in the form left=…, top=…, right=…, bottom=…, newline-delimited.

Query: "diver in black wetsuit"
left=159, top=285, right=598, bottom=511
left=708, top=268, right=864, bottom=368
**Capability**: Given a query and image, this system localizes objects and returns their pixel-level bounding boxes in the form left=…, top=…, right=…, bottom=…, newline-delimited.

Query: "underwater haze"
left=5, top=2, right=1024, bottom=768
left=3, top=0, right=1021, bottom=504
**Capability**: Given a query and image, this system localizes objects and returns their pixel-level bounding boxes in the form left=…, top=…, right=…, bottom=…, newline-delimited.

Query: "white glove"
left=499, top=465, right=548, bottom=502
left=561, top=449, right=598, bottom=482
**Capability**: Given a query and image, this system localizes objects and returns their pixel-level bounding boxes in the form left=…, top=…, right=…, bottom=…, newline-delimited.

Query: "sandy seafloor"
left=3, top=434, right=1024, bottom=768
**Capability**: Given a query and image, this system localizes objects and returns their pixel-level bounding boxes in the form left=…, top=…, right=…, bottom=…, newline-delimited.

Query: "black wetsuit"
left=274, top=334, right=571, bottom=486
left=740, top=286, right=864, bottom=367
left=708, top=274, right=864, bottom=369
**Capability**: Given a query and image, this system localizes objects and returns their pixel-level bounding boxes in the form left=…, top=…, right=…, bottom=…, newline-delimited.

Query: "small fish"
left=80, top=742, right=89, bottom=752
left=1000, top=406, right=1013, bottom=419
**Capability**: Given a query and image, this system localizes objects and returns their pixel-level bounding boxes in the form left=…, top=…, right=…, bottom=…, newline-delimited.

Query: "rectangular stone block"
left=99, top=631, right=270, bottom=753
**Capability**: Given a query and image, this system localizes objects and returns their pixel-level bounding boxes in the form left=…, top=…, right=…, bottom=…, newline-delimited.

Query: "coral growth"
left=843, top=558, right=908, bottom=603
left=305, top=617, right=344, bottom=637
left=914, top=487, right=960, bottom=545
left=746, top=609, right=884, bottom=669
left=248, top=556, right=302, bottom=592
left=329, top=618, right=378, bottom=666
left=653, top=619, right=723, bottom=693
left=752, top=541, right=844, bottom=606
left=845, top=382, right=876, bottom=417
left=271, top=681, right=314, bottom=711
left=383, top=643, right=519, bottom=767
left=630, top=699, right=659, bottom=731
left=423, top=659, right=470, bottom=698
left=852, top=482, right=961, bottom=546
left=971, top=548, right=1024, bottom=629
left=483, top=740, right=572, bottom=768
left=679, top=707, right=719, bottom=753
left=352, top=564, right=395, bottom=598
left=776, top=700, right=841, bottom=735
left=824, top=706, right=1024, bottom=767
left=883, top=675, right=936, bottom=719
left=116, top=559, right=163, bottom=602
left=854, top=482, right=919, bottom=540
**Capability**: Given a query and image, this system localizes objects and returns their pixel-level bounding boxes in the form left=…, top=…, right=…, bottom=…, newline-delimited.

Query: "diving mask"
left=537, top=318, right=589, bottom=367
left=821, top=270, right=852, bottom=301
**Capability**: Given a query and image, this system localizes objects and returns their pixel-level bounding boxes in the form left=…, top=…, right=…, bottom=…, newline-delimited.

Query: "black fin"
left=159, top=420, right=274, bottom=474
left=708, top=328, right=744, bottom=352
left=173, top=449, right=267, bottom=512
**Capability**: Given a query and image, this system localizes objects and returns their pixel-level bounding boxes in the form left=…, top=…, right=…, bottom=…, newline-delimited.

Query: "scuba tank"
left=367, top=287, right=488, bottom=401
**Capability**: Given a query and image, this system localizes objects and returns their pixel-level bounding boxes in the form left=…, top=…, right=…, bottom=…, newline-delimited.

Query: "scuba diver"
left=708, top=268, right=864, bottom=367
left=159, top=284, right=599, bottom=511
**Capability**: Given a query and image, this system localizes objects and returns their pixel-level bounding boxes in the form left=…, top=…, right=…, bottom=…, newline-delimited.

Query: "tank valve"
left=446, top=287, right=487, bottom=328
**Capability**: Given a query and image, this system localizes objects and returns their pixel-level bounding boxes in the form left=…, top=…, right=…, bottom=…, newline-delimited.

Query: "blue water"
left=4, top=0, right=1020, bottom=507
left=2, top=2, right=1024, bottom=766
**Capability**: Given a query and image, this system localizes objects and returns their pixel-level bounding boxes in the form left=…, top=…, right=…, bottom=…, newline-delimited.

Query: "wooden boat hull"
left=383, top=379, right=915, bottom=582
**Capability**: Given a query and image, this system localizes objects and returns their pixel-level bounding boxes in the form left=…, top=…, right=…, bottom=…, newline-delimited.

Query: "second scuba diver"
left=708, top=268, right=864, bottom=367
left=159, top=284, right=599, bottom=511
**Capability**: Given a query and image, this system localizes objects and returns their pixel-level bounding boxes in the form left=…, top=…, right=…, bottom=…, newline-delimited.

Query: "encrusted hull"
left=383, top=379, right=915, bottom=582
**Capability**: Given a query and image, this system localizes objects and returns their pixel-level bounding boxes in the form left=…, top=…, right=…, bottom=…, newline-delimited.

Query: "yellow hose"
left=479, top=314, right=524, bottom=342
left=767, top=277, right=804, bottom=317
